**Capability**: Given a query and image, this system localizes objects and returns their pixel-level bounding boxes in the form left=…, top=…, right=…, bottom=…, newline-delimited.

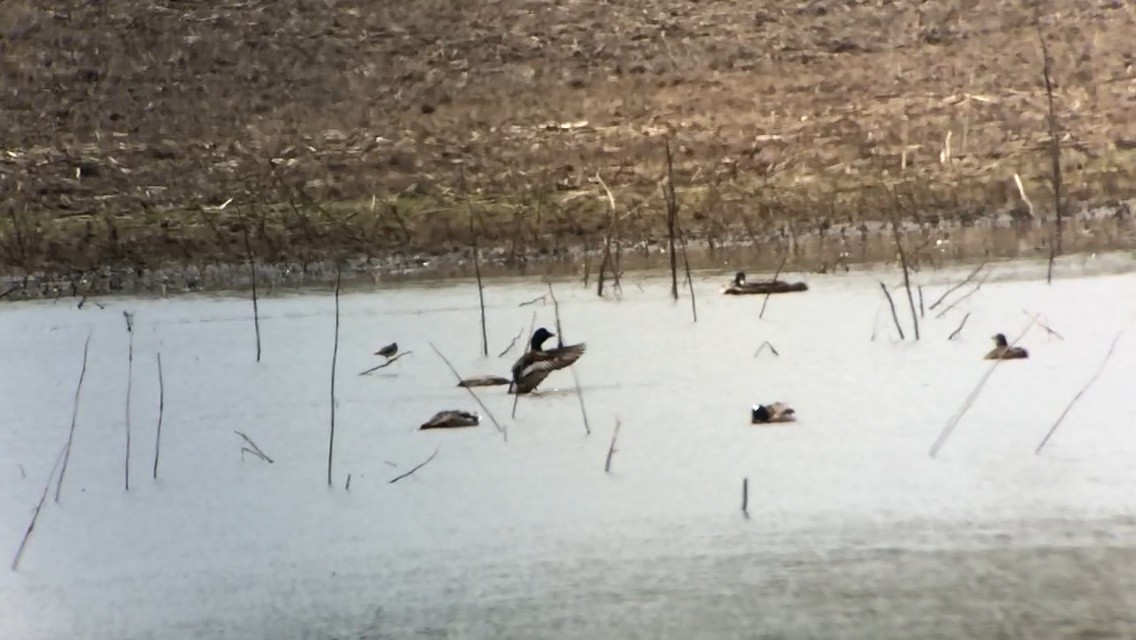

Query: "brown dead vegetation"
left=2, top=0, right=1136, bottom=282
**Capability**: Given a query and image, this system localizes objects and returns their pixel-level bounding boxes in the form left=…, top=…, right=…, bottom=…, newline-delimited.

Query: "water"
left=3, top=253, right=1136, bottom=639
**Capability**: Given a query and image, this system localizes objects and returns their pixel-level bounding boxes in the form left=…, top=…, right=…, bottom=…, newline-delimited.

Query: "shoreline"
left=2, top=205, right=1134, bottom=302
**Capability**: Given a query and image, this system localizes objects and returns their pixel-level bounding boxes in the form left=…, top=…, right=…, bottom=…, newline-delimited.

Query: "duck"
left=374, top=342, right=398, bottom=358
left=722, top=271, right=809, bottom=295
left=509, top=327, right=586, bottom=394
left=457, top=375, right=511, bottom=388
left=984, top=333, right=1029, bottom=360
left=751, top=402, right=796, bottom=424
left=420, top=410, right=480, bottom=430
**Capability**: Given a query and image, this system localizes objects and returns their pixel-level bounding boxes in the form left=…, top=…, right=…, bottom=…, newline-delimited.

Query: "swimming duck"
left=751, top=402, right=796, bottom=424
left=722, top=271, right=808, bottom=295
left=420, top=410, right=480, bottom=430
left=984, top=333, right=1029, bottom=360
left=509, top=327, right=586, bottom=394
left=457, top=375, right=511, bottom=388
left=375, top=342, right=398, bottom=358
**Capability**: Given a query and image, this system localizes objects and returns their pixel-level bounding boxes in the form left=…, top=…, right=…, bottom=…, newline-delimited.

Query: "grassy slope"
left=1, top=0, right=1135, bottom=275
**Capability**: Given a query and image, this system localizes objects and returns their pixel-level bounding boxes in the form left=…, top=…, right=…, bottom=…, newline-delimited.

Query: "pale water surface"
left=3, top=254, right=1136, bottom=639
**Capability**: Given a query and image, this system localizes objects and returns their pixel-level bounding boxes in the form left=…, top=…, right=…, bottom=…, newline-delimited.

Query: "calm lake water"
left=3, top=253, right=1136, bottom=639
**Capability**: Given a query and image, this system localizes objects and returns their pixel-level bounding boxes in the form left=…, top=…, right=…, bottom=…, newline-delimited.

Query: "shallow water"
left=3, top=252, right=1136, bottom=639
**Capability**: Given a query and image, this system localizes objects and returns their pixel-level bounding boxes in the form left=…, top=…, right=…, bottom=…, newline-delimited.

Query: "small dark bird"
left=751, top=402, right=796, bottom=424
left=984, top=333, right=1029, bottom=360
left=722, top=271, right=808, bottom=295
left=420, top=410, right=480, bottom=430
left=375, top=342, right=398, bottom=358
left=509, top=327, right=586, bottom=394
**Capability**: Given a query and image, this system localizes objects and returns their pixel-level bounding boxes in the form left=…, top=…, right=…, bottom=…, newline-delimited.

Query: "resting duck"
left=722, top=271, right=808, bottom=295
left=509, top=327, right=586, bottom=394
left=420, top=410, right=480, bottom=430
left=374, top=342, right=398, bottom=358
left=984, top=333, right=1029, bottom=360
left=457, top=375, right=511, bottom=388
left=751, top=402, right=796, bottom=424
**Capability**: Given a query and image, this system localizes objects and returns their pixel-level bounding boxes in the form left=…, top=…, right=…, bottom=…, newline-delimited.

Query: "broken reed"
left=468, top=203, right=489, bottom=357
left=389, top=448, right=440, bottom=484
left=547, top=282, right=591, bottom=435
left=327, top=265, right=342, bottom=486
left=123, top=311, right=135, bottom=492
left=879, top=283, right=905, bottom=340
left=929, top=315, right=1039, bottom=458
left=604, top=419, right=622, bottom=473
left=152, top=352, right=165, bottom=480
left=595, top=173, right=621, bottom=298
left=11, top=443, right=68, bottom=571
left=1035, top=331, right=1123, bottom=455
left=429, top=342, right=507, bottom=441
left=663, top=140, right=679, bottom=301
left=680, top=229, right=697, bottom=322
left=55, top=332, right=93, bottom=503
left=242, top=224, right=262, bottom=362
left=759, top=252, right=789, bottom=320
left=1036, top=13, right=1064, bottom=283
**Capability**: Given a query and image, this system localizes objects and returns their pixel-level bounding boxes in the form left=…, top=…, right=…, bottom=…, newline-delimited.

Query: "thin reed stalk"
left=878, top=282, right=905, bottom=340
left=742, top=477, right=750, bottom=519
left=327, top=266, right=341, bottom=486
left=948, top=312, right=971, bottom=341
left=929, top=316, right=1038, bottom=458
left=468, top=204, right=489, bottom=357
left=1035, top=331, right=1123, bottom=455
left=11, top=444, right=67, bottom=571
left=429, top=343, right=507, bottom=441
left=759, top=253, right=789, bottom=319
left=243, top=226, right=262, bottom=362
left=929, top=262, right=985, bottom=310
left=389, top=448, right=440, bottom=484
left=1036, top=14, right=1063, bottom=283
left=680, top=230, right=697, bottom=322
left=663, top=140, right=679, bottom=300
left=123, top=312, right=134, bottom=491
left=604, top=419, right=621, bottom=473
left=152, top=352, right=164, bottom=480
left=547, top=283, right=591, bottom=435
left=55, top=332, right=92, bottom=503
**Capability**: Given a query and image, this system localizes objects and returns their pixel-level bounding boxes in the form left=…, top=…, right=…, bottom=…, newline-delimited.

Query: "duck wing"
left=511, top=343, right=586, bottom=393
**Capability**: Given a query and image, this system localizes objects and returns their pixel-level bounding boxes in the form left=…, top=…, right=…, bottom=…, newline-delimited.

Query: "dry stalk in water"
left=753, top=341, right=781, bottom=358
left=55, top=332, right=93, bottom=504
left=878, top=282, right=905, bottom=340
left=235, top=431, right=274, bottom=463
left=468, top=203, right=489, bottom=357
left=328, top=266, right=341, bottom=486
left=123, top=311, right=135, bottom=492
left=663, top=140, right=679, bottom=301
left=929, top=315, right=1039, bottom=458
left=1036, top=13, right=1064, bottom=283
left=429, top=343, right=507, bottom=441
left=152, top=352, right=164, bottom=480
left=547, top=283, right=591, bottom=435
left=1035, top=331, right=1124, bottom=455
left=604, top=419, right=622, bottom=473
left=389, top=448, right=440, bottom=484
left=242, top=225, right=262, bottom=362
left=11, top=444, right=68, bottom=571
left=948, top=312, right=971, bottom=341
left=742, top=477, right=750, bottom=519
left=934, top=270, right=992, bottom=319
left=929, top=262, right=986, bottom=310
left=759, top=253, right=789, bottom=320
left=889, top=218, right=919, bottom=340
left=357, top=351, right=413, bottom=376
left=680, top=229, right=697, bottom=322
left=497, top=326, right=525, bottom=358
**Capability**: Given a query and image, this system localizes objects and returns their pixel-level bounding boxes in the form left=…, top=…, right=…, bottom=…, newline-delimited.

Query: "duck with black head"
left=509, top=327, right=586, bottom=394
left=985, top=333, right=1029, bottom=360
left=722, top=271, right=809, bottom=295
